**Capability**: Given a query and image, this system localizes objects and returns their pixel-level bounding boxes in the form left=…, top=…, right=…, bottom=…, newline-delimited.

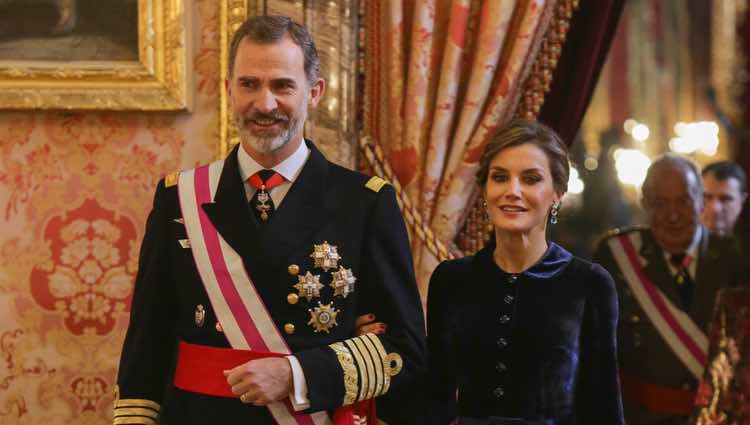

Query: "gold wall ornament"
left=0, top=0, right=192, bottom=111
left=218, top=0, right=359, bottom=168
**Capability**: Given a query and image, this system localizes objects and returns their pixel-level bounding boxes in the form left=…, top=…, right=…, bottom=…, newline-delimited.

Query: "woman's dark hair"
left=476, top=119, right=570, bottom=195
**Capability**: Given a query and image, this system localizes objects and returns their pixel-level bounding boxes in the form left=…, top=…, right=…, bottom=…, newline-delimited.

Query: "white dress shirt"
left=237, top=140, right=312, bottom=410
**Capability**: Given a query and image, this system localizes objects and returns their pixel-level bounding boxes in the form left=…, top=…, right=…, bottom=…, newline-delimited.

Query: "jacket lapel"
left=200, top=145, right=262, bottom=262
left=260, top=141, right=331, bottom=269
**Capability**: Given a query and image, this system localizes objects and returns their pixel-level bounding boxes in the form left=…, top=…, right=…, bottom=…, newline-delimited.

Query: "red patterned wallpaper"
left=0, top=2, right=219, bottom=423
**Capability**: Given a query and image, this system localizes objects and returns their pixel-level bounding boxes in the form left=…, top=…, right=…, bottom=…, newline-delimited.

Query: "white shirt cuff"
left=286, top=355, right=310, bottom=411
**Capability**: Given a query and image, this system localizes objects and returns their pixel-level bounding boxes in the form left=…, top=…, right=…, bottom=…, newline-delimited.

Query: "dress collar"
left=477, top=239, right=574, bottom=279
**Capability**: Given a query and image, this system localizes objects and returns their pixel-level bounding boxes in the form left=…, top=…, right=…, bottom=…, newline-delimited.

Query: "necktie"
left=669, top=253, right=694, bottom=308
left=247, top=169, right=285, bottom=222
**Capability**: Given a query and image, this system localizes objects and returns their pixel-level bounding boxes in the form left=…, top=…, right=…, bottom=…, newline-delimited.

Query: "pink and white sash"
left=608, top=232, right=708, bottom=379
left=177, top=161, right=332, bottom=425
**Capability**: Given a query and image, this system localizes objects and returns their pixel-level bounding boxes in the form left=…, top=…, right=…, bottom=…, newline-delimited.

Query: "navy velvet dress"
left=425, top=241, right=624, bottom=425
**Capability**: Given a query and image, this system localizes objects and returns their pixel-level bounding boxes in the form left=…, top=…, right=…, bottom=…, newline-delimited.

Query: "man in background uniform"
left=701, top=160, right=747, bottom=237
left=594, top=154, right=747, bottom=425
left=114, top=15, right=425, bottom=425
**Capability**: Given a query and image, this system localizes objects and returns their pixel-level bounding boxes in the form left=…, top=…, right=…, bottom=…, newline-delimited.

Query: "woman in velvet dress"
left=426, top=119, right=624, bottom=425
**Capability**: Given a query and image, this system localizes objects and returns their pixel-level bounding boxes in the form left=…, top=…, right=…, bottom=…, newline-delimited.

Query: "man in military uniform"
left=594, top=154, right=747, bottom=425
left=114, top=15, right=425, bottom=425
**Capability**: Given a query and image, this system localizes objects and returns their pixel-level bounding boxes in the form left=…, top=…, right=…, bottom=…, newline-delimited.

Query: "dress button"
left=508, top=275, right=518, bottom=284
left=284, top=323, right=296, bottom=334
left=493, top=386, right=504, bottom=398
left=496, top=338, right=509, bottom=349
left=504, top=295, right=514, bottom=304
left=495, top=361, right=507, bottom=373
left=499, top=314, right=511, bottom=324
left=287, top=293, right=299, bottom=305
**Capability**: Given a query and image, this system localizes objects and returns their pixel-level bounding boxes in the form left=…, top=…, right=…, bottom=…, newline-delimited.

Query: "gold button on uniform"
left=287, top=293, right=299, bottom=305
left=215, top=322, right=223, bottom=333
left=284, top=323, right=295, bottom=334
left=288, top=264, right=300, bottom=276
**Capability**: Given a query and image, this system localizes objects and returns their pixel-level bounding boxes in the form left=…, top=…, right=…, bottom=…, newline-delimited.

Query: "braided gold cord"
left=359, top=137, right=456, bottom=263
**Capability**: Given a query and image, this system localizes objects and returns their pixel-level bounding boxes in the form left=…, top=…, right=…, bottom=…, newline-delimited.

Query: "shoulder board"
left=164, top=172, right=180, bottom=188
left=365, top=176, right=388, bottom=193
left=604, top=225, right=646, bottom=239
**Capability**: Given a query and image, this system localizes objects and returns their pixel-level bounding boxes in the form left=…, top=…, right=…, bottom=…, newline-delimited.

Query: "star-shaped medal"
left=310, top=241, right=341, bottom=271
left=293, top=271, right=324, bottom=302
left=330, top=266, right=357, bottom=298
left=308, top=302, right=339, bottom=333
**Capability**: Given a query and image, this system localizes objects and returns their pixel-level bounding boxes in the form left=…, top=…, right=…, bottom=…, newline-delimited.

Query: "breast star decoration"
left=293, top=271, right=324, bottom=302
left=308, top=302, right=340, bottom=333
left=310, top=241, right=341, bottom=271
left=330, top=266, right=357, bottom=298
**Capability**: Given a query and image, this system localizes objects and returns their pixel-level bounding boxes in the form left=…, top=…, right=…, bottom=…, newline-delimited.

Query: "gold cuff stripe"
left=344, top=338, right=369, bottom=402
left=330, top=342, right=358, bottom=406
left=360, top=334, right=385, bottom=398
left=351, top=336, right=377, bottom=400
left=114, top=399, right=160, bottom=411
left=113, top=417, right=157, bottom=425
left=365, top=335, right=390, bottom=394
left=113, top=407, right=158, bottom=419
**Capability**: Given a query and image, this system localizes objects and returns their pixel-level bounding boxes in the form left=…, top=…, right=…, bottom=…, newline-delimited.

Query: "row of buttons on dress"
left=493, top=273, right=518, bottom=400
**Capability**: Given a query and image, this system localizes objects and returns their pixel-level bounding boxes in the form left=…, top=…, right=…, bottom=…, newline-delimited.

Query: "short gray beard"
left=235, top=114, right=301, bottom=154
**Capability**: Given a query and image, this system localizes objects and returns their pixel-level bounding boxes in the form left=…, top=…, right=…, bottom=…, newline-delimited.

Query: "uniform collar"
left=237, top=139, right=310, bottom=183
left=479, top=240, right=573, bottom=279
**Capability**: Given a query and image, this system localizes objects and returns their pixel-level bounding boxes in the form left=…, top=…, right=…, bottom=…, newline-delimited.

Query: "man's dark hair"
left=702, top=160, right=747, bottom=193
left=228, top=15, right=321, bottom=84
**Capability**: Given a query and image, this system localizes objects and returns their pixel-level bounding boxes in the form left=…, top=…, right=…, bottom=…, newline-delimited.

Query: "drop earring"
left=550, top=203, right=560, bottom=224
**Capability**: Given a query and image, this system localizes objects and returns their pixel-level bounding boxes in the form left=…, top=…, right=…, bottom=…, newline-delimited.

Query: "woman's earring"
left=550, top=203, right=560, bottom=224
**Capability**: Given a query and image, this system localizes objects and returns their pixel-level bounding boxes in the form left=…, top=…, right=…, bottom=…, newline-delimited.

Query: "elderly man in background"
left=594, top=154, right=747, bottom=425
left=701, top=160, right=748, bottom=237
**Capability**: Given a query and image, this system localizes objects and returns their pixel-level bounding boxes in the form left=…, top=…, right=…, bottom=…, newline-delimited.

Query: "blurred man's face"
left=643, top=165, right=703, bottom=254
left=702, top=174, right=747, bottom=235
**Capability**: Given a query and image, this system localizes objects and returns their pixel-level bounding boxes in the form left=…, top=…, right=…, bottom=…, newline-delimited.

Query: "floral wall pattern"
left=0, top=2, right=219, bottom=423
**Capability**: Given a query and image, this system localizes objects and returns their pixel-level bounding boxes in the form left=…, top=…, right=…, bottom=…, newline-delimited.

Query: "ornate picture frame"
left=0, top=0, right=192, bottom=111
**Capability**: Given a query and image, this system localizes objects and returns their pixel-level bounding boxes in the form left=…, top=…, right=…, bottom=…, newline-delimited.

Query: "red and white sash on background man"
left=608, top=232, right=708, bottom=379
left=177, top=160, right=332, bottom=425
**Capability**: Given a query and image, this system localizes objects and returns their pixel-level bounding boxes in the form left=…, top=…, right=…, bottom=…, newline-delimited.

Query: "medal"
left=293, top=271, right=324, bottom=302
left=310, top=241, right=341, bottom=271
left=255, top=185, right=272, bottom=221
left=330, top=266, right=356, bottom=298
left=308, top=302, right=339, bottom=333
left=194, top=304, right=205, bottom=327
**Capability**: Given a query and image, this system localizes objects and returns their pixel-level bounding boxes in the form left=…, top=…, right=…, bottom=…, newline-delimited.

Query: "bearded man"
left=114, top=15, right=425, bottom=425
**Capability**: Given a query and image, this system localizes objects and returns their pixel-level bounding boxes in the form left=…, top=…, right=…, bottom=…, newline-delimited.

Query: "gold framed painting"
left=0, top=0, right=191, bottom=111
left=218, top=0, right=359, bottom=167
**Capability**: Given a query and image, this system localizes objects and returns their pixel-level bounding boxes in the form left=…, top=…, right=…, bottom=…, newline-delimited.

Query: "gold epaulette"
left=329, top=334, right=403, bottom=406
left=365, top=176, right=388, bottom=193
left=113, top=386, right=161, bottom=425
left=164, top=172, right=179, bottom=188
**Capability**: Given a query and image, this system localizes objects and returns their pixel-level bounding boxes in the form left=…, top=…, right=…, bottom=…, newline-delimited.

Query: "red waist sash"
left=621, top=372, right=695, bottom=416
left=173, top=341, right=375, bottom=425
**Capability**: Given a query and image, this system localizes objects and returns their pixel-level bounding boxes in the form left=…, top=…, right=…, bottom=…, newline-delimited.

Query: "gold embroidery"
left=352, top=336, right=377, bottom=400
left=345, top=339, right=369, bottom=402
left=360, top=333, right=385, bottom=398
left=113, top=417, right=157, bottom=425
left=365, top=333, right=403, bottom=395
left=113, top=407, right=159, bottom=419
left=114, top=399, right=160, bottom=411
left=330, top=342, right=358, bottom=406
left=365, top=176, right=388, bottom=193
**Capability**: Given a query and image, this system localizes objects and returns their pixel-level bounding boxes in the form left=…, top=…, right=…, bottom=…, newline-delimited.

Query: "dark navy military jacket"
left=425, top=241, right=624, bottom=425
left=115, top=141, right=426, bottom=424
